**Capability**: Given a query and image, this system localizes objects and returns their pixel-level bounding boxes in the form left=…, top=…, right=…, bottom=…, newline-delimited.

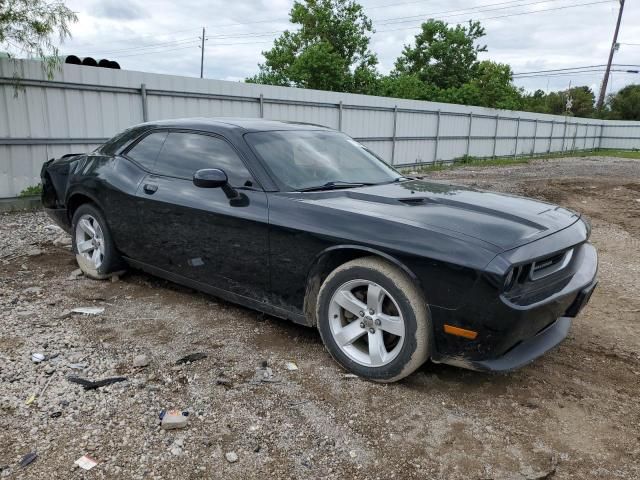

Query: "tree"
left=521, top=86, right=595, bottom=117
left=393, top=20, right=487, bottom=90
left=440, top=61, right=522, bottom=110
left=0, top=0, right=77, bottom=79
left=246, top=0, right=378, bottom=94
left=606, top=84, right=640, bottom=120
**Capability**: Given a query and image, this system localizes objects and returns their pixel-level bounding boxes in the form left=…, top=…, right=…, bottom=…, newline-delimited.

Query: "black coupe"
left=41, top=118, right=598, bottom=382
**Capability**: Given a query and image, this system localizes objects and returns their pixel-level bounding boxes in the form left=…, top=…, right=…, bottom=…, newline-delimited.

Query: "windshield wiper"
left=297, top=181, right=372, bottom=192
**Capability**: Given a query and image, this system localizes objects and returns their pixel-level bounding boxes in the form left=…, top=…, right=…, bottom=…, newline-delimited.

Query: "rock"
left=31, top=353, right=45, bottom=363
left=133, top=355, right=150, bottom=368
left=170, top=446, right=182, bottom=456
left=225, top=452, right=238, bottom=463
left=23, top=286, right=42, bottom=294
left=26, top=248, right=42, bottom=257
left=68, top=269, right=83, bottom=280
left=53, top=236, right=72, bottom=247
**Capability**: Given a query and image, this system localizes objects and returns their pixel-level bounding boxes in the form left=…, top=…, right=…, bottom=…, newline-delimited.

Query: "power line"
left=513, top=64, right=640, bottom=75
left=374, top=0, right=561, bottom=26
left=375, top=0, right=615, bottom=33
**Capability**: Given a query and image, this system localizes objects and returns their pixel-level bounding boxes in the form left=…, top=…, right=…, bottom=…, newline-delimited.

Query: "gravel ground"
left=1, top=156, right=639, bottom=479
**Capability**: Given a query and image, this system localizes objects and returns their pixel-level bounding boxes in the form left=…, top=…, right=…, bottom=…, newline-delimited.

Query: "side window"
left=155, top=132, right=254, bottom=187
left=126, top=131, right=168, bottom=170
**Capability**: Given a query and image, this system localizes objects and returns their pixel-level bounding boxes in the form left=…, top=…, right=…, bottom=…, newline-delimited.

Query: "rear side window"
left=155, top=132, right=253, bottom=187
left=98, top=126, right=147, bottom=156
left=126, top=131, right=168, bottom=170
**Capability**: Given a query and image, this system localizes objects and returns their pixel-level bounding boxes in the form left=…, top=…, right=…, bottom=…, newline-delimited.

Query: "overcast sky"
left=54, top=0, right=640, bottom=94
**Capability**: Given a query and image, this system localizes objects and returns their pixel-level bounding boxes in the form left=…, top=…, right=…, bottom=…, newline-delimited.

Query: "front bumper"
left=432, top=241, right=598, bottom=372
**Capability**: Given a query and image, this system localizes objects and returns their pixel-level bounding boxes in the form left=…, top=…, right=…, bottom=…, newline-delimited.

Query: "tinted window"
left=98, top=126, right=148, bottom=156
left=126, top=131, right=168, bottom=170
left=155, top=132, right=253, bottom=186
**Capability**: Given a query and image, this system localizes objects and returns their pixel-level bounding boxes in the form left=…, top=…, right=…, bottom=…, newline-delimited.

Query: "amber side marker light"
left=444, top=324, right=478, bottom=340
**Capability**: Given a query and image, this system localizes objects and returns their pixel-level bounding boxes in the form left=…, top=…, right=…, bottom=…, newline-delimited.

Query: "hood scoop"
left=398, top=197, right=430, bottom=206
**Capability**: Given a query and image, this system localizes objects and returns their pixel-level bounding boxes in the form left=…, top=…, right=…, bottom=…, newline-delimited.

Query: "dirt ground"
left=1, top=156, right=639, bottom=479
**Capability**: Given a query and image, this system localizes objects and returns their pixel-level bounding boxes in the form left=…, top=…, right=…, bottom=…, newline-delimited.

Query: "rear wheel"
left=317, top=257, right=431, bottom=382
left=71, top=203, right=124, bottom=279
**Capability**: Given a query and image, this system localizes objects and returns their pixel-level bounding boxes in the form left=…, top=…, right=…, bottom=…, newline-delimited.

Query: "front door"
left=126, top=130, right=270, bottom=301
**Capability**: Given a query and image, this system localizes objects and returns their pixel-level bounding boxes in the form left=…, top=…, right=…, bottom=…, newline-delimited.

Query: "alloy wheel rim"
left=328, top=279, right=405, bottom=367
left=75, top=214, right=105, bottom=269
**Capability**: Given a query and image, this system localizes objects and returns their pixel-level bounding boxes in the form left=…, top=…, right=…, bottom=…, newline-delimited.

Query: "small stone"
left=225, top=452, right=238, bottom=463
left=349, top=450, right=357, bottom=458
left=23, top=286, right=42, bottom=294
left=68, top=269, right=83, bottom=280
left=133, top=355, right=150, bottom=368
left=170, top=446, right=182, bottom=456
left=26, top=248, right=42, bottom=257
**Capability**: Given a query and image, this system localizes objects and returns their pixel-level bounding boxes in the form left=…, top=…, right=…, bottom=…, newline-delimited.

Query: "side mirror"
left=193, top=168, right=228, bottom=188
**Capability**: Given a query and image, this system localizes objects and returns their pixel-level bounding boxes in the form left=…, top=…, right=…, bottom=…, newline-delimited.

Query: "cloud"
left=91, top=0, right=147, bottom=20
left=59, top=0, right=639, bottom=93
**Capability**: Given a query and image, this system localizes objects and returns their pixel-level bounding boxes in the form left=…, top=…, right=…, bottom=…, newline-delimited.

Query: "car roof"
left=140, top=117, right=333, bottom=134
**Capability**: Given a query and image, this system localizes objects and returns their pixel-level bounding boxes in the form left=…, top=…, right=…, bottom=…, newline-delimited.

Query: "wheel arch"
left=303, top=245, right=424, bottom=327
left=66, top=191, right=102, bottom=223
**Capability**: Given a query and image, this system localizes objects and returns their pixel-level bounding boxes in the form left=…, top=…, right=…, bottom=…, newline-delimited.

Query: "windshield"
left=245, top=130, right=401, bottom=191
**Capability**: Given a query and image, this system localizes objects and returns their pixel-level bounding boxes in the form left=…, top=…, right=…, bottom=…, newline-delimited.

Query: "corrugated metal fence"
left=2, top=58, right=640, bottom=198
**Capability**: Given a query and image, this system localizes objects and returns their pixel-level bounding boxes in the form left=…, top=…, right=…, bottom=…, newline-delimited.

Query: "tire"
left=317, top=256, right=431, bottom=382
left=71, top=203, right=124, bottom=280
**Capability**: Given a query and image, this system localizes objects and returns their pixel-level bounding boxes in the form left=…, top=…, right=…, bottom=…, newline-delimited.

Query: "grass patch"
left=400, top=149, right=640, bottom=174
left=19, top=184, right=42, bottom=197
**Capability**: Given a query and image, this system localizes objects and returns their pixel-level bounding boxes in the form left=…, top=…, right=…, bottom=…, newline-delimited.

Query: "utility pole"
left=199, top=27, right=206, bottom=79
left=597, top=0, right=625, bottom=110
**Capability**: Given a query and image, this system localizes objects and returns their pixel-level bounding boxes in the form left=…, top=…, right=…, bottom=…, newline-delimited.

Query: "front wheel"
left=317, top=257, right=431, bottom=382
left=71, top=203, right=124, bottom=280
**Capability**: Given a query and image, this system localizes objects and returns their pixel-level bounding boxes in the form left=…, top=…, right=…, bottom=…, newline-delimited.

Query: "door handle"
left=143, top=183, right=158, bottom=194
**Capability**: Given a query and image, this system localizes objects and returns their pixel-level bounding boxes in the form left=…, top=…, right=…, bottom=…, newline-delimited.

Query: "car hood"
left=285, top=179, right=580, bottom=251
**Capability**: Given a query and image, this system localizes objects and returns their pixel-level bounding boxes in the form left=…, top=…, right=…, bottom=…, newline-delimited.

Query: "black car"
left=41, top=118, right=598, bottom=382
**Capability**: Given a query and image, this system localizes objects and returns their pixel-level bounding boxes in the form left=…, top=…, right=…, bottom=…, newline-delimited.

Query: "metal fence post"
left=259, top=94, right=264, bottom=118
left=338, top=101, right=343, bottom=131
left=548, top=120, right=554, bottom=153
left=492, top=114, right=499, bottom=158
left=562, top=118, right=568, bottom=152
left=582, top=123, right=588, bottom=151
left=140, top=83, right=148, bottom=122
left=532, top=119, right=538, bottom=155
left=513, top=117, right=520, bottom=158
left=598, top=123, right=604, bottom=150
left=571, top=123, right=578, bottom=153
left=466, top=112, right=473, bottom=156
left=391, top=105, right=398, bottom=164
left=434, top=109, right=441, bottom=163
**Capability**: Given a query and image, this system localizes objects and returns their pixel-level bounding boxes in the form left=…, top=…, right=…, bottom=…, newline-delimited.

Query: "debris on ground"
left=251, top=363, right=279, bottom=384
left=225, top=452, right=238, bottom=463
left=71, top=306, right=105, bottom=315
left=133, top=354, right=150, bottom=368
left=31, top=353, right=45, bottom=363
left=26, top=248, right=42, bottom=257
left=67, top=376, right=127, bottom=390
left=159, top=410, right=189, bottom=430
left=175, top=352, right=207, bottom=365
left=19, top=452, right=37, bottom=468
left=343, top=373, right=359, bottom=379
left=67, top=269, right=83, bottom=280
left=74, top=455, right=98, bottom=471
left=284, top=361, right=299, bottom=371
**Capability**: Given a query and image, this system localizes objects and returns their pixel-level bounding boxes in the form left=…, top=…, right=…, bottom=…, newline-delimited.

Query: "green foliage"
left=393, top=20, right=486, bottom=90
left=521, top=86, right=595, bottom=118
left=606, top=84, right=640, bottom=120
left=19, top=183, right=42, bottom=196
left=437, top=61, right=523, bottom=110
left=246, top=0, right=378, bottom=93
left=0, top=0, right=77, bottom=79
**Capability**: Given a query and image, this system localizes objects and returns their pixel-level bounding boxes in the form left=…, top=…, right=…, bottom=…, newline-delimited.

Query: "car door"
left=128, top=130, right=270, bottom=301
